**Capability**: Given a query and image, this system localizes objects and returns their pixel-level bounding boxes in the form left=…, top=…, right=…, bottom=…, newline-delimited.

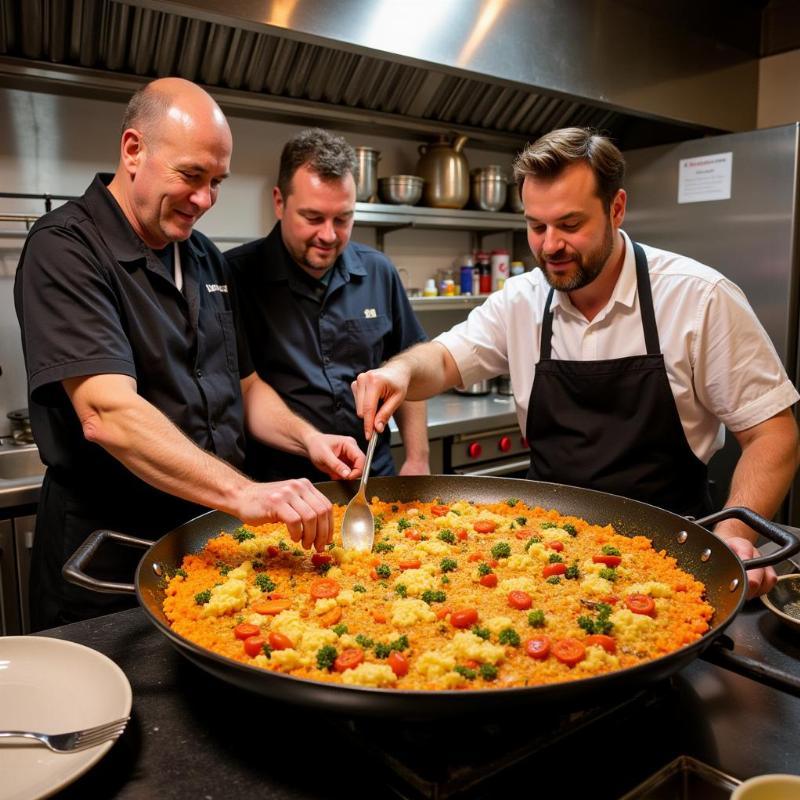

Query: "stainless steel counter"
left=388, top=389, right=518, bottom=445
left=0, top=392, right=520, bottom=511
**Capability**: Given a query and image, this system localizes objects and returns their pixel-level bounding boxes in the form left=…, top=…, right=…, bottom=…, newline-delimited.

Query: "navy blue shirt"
left=225, top=223, right=426, bottom=481
left=15, top=173, right=253, bottom=527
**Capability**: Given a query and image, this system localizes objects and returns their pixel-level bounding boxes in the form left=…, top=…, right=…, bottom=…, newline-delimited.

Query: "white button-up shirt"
left=436, top=230, right=799, bottom=463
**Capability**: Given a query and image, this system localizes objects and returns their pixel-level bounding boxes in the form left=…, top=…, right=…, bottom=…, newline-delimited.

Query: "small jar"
left=491, top=249, right=510, bottom=291
left=423, top=279, right=438, bottom=297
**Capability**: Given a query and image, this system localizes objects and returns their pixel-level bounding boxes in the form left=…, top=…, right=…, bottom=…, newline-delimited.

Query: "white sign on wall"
left=677, top=152, right=733, bottom=204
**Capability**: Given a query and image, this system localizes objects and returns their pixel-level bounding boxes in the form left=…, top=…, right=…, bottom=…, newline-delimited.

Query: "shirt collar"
left=82, top=173, right=208, bottom=265
left=548, top=228, right=636, bottom=317
left=262, top=221, right=367, bottom=282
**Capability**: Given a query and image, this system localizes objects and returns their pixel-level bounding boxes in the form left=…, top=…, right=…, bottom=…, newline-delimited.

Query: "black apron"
left=526, top=241, right=712, bottom=518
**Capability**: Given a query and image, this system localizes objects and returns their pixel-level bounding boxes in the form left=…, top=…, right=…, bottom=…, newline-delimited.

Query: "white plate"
left=0, top=636, right=132, bottom=800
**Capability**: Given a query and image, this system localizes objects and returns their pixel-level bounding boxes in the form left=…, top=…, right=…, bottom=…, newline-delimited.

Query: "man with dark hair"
left=353, top=126, right=800, bottom=599
left=15, top=81, right=364, bottom=630
left=226, top=128, right=429, bottom=481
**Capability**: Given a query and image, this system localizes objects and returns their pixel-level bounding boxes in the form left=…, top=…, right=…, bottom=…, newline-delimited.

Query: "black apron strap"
left=633, top=241, right=661, bottom=356
left=540, top=287, right=556, bottom=360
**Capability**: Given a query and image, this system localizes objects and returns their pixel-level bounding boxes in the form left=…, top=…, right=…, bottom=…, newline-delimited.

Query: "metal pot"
left=378, top=175, right=423, bottom=205
left=471, top=166, right=507, bottom=212
left=454, top=380, right=492, bottom=396
left=64, top=476, right=798, bottom=720
left=495, top=374, right=513, bottom=395
left=354, top=146, right=380, bottom=202
left=416, top=134, right=470, bottom=209
left=507, top=180, right=524, bottom=213
left=6, top=408, right=33, bottom=444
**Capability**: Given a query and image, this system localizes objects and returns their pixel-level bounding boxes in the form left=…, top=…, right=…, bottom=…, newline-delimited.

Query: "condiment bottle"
left=491, top=249, right=510, bottom=291
left=423, top=279, right=438, bottom=297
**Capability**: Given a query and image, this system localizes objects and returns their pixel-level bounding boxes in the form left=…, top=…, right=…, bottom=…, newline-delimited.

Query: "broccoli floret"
left=278, top=540, right=289, bottom=551
left=355, top=634, right=374, bottom=648
left=515, top=516, right=528, bottom=526
left=548, top=553, right=564, bottom=564
left=441, top=575, right=450, bottom=585
left=352, top=584, right=367, bottom=593
left=577, top=604, right=614, bottom=635
left=546, top=576, right=562, bottom=585
left=602, top=545, right=621, bottom=556
left=317, top=562, right=332, bottom=575
left=506, top=498, right=519, bottom=507
left=374, top=513, right=385, bottom=533
left=437, top=529, right=456, bottom=544
left=563, top=523, right=577, bottom=537
left=491, top=541, right=511, bottom=559
left=498, top=627, right=521, bottom=647
left=472, top=625, right=491, bottom=640
left=292, top=549, right=303, bottom=557
left=397, top=518, right=411, bottom=531
left=194, top=589, right=212, bottom=605
left=316, top=645, right=338, bottom=671
left=232, top=527, right=255, bottom=542
left=565, top=561, right=580, bottom=580
left=479, top=663, right=498, bottom=681
left=477, top=562, right=493, bottom=576
left=440, top=557, right=458, bottom=573
left=528, top=609, right=546, bottom=628
left=375, top=564, right=391, bottom=579
left=375, top=541, right=394, bottom=553
left=216, top=561, right=231, bottom=576
left=395, top=583, right=408, bottom=598
left=261, top=643, right=273, bottom=659
left=374, top=642, right=391, bottom=658
left=174, top=568, right=187, bottom=578
left=455, top=665, right=477, bottom=680
left=254, top=573, right=277, bottom=593
left=421, top=590, right=447, bottom=604
left=524, top=536, right=542, bottom=550
left=539, top=522, right=557, bottom=529
left=391, top=635, right=409, bottom=651
left=599, top=567, right=618, bottom=582
left=577, top=615, right=595, bottom=633
left=332, top=624, right=348, bottom=637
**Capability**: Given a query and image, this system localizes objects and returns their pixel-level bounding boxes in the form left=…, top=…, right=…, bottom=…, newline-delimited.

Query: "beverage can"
left=460, top=265, right=473, bottom=295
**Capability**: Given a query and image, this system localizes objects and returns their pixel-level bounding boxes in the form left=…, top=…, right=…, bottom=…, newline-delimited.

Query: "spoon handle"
left=358, top=434, right=379, bottom=495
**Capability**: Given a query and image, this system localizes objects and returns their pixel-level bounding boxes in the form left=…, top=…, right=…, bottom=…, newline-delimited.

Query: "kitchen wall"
left=0, top=86, right=516, bottom=433
left=758, top=48, right=800, bottom=127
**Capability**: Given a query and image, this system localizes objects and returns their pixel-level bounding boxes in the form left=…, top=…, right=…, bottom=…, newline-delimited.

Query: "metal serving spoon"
left=340, top=434, right=379, bottom=552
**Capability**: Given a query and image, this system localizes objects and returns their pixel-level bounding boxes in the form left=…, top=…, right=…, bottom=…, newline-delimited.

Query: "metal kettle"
left=416, top=134, right=470, bottom=209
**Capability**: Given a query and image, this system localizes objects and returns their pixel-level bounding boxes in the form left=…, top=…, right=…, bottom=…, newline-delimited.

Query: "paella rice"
left=163, top=498, right=714, bottom=690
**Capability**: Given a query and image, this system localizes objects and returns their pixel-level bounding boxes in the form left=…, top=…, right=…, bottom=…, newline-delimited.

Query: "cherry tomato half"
left=388, top=650, right=409, bottom=677
left=507, top=590, right=533, bottom=610
left=546, top=541, right=564, bottom=552
left=450, top=608, right=479, bottom=629
left=479, top=573, right=498, bottom=588
left=334, top=648, right=365, bottom=673
left=625, top=593, right=656, bottom=617
left=552, top=637, right=587, bottom=666
left=585, top=634, right=616, bottom=653
left=525, top=636, right=551, bottom=660
left=404, top=528, right=422, bottom=541
left=431, top=505, right=451, bottom=517
left=268, top=631, right=294, bottom=651
left=398, top=558, right=422, bottom=571
left=592, top=554, right=622, bottom=567
left=542, top=563, right=567, bottom=578
left=311, top=552, right=332, bottom=567
left=243, top=635, right=267, bottom=658
left=473, top=521, right=498, bottom=534
left=233, top=623, right=260, bottom=641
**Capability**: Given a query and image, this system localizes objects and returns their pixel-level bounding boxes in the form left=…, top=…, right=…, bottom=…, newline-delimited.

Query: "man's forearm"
left=719, top=410, right=800, bottom=542
left=394, top=399, right=430, bottom=466
left=390, top=342, right=462, bottom=401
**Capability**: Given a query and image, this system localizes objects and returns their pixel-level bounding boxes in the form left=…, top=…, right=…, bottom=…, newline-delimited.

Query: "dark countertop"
left=39, top=594, right=800, bottom=800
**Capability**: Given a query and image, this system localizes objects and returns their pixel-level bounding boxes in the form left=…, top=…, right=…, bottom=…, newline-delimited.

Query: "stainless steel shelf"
left=408, top=295, right=488, bottom=311
left=354, top=201, right=526, bottom=232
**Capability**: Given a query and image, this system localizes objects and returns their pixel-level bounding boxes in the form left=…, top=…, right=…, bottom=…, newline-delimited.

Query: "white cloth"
left=435, top=230, right=799, bottom=464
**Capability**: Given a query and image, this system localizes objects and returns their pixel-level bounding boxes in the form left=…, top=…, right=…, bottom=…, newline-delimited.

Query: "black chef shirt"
left=14, top=173, right=254, bottom=528
left=225, top=223, right=426, bottom=481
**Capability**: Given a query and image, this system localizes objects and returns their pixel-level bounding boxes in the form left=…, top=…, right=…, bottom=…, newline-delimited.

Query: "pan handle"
left=694, top=506, right=800, bottom=569
left=62, top=529, right=152, bottom=595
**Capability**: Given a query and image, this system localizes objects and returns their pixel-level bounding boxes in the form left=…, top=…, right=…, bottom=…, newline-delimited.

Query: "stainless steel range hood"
left=0, top=0, right=760, bottom=150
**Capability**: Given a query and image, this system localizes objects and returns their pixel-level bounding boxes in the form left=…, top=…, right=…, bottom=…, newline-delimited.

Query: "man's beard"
left=537, top=222, right=614, bottom=292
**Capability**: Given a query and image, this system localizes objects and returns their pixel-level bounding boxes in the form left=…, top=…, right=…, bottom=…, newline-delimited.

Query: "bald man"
left=15, top=78, right=364, bottom=630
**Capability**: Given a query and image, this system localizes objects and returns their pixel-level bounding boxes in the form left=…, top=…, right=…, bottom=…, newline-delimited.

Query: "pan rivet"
left=152, top=563, right=163, bottom=577
left=729, top=578, right=739, bottom=592
left=677, top=531, right=688, bottom=543
left=700, top=548, right=711, bottom=562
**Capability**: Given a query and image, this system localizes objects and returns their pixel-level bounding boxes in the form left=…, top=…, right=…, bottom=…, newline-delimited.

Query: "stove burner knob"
left=521, top=436, right=528, bottom=448
left=468, top=442, right=482, bottom=459
left=499, top=435, right=512, bottom=452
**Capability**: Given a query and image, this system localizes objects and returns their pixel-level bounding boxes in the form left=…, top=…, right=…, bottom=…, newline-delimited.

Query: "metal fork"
left=0, top=716, right=129, bottom=753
